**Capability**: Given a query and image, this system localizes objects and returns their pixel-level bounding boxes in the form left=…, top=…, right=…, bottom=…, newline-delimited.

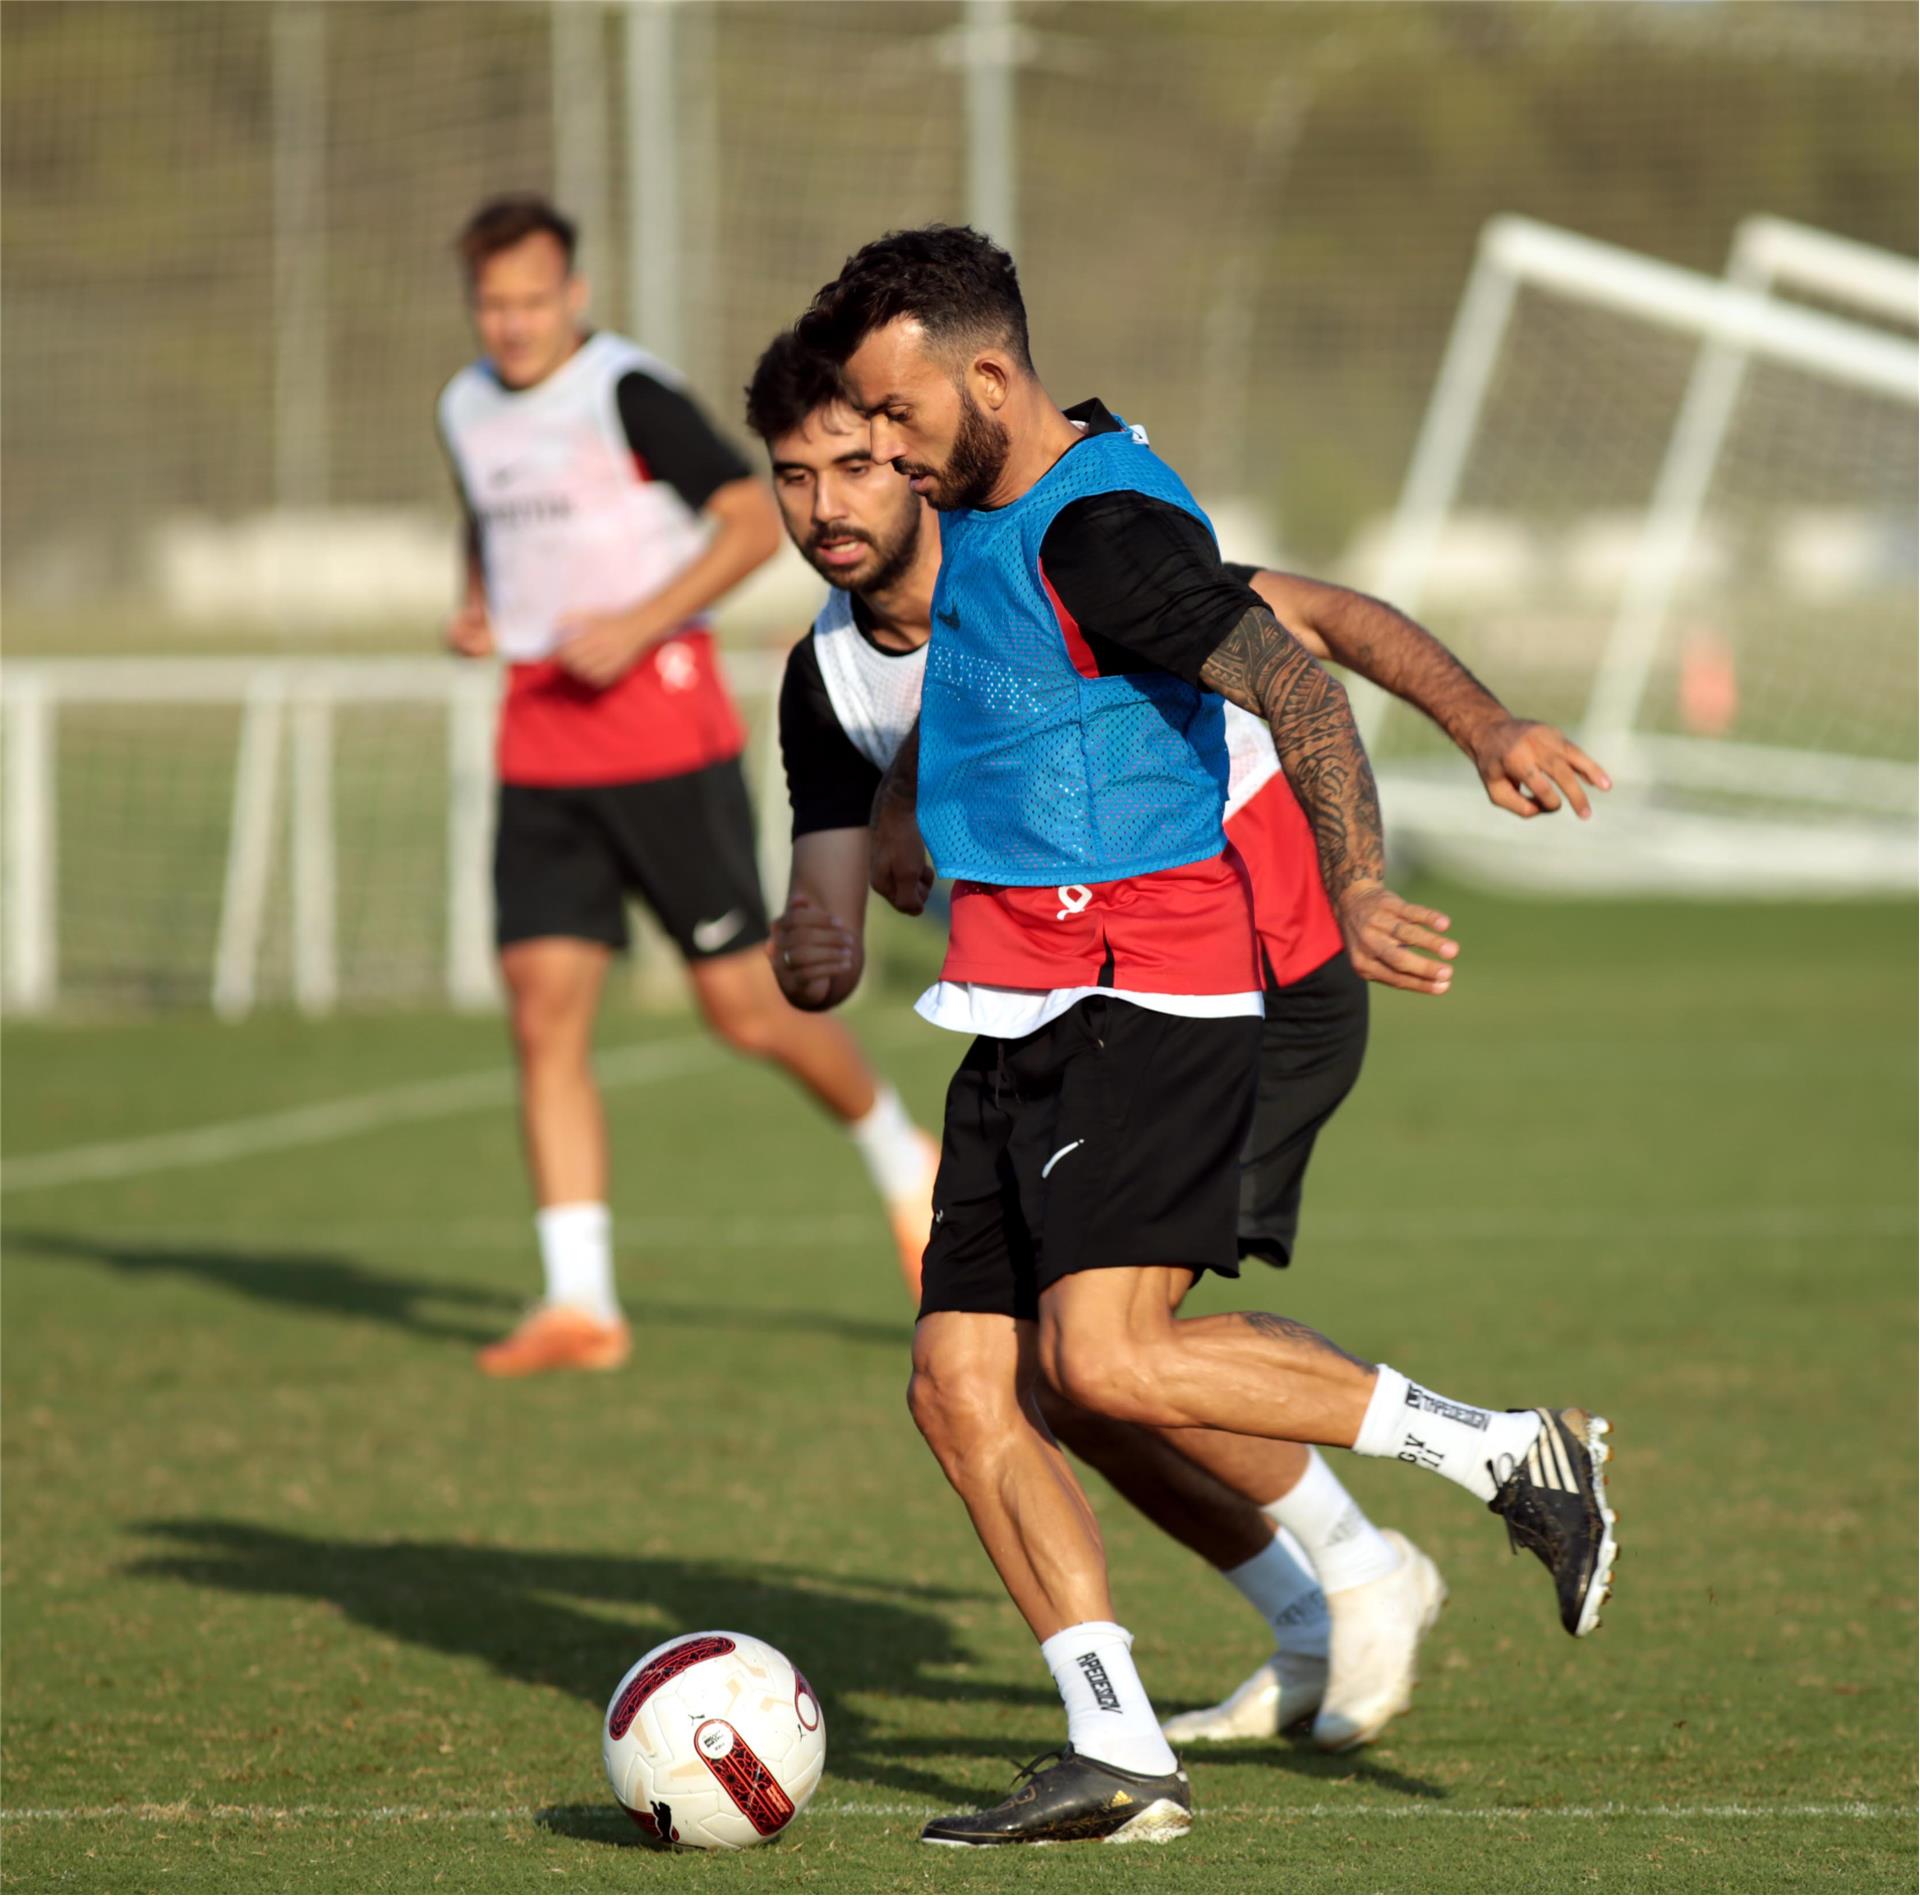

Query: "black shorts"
left=1238, top=948, right=1370, bottom=1268
left=919, top=996, right=1263, bottom=1323
left=494, top=757, right=770, bottom=961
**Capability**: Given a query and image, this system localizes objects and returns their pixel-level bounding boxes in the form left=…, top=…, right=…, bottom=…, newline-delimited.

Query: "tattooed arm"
left=1243, top=569, right=1611, bottom=822
left=1200, top=603, right=1458, bottom=997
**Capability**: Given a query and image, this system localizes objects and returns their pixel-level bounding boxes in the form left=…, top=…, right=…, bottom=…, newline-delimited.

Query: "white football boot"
left=1310, top=1528, right=1447, bottom=1753
left=1159, top=1645, right=1328, bottom=1743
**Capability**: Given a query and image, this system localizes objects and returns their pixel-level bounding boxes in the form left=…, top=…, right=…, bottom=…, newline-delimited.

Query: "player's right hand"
left=769, top=891, right=858, bottom=1010
left=870, top=801, right=934, bottom=917
left=1336, top=881, right=1457, bottom=996
left=445, top=601, right=495, bottom=659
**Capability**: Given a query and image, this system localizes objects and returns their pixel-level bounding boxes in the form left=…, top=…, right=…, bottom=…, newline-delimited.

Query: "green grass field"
left=3, top=885, right=1914, bottom=1894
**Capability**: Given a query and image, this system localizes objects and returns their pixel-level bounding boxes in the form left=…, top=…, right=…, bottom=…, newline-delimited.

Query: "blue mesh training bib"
left=919, top=421, right=1230, bottom=887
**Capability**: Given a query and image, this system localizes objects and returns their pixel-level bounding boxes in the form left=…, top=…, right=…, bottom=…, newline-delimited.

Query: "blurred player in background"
left=436, top=196, right=935, bottom=1378
left=745, top=328, right=1610, bottom=1759
left=795, top=227, right=1620, bottom=1847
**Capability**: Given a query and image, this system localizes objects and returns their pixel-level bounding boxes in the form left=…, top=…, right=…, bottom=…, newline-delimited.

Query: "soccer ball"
left=602, top=1630, right=826, bottom=1850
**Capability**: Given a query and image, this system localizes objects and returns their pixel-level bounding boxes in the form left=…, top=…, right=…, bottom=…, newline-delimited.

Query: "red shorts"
left=498, top=627, right=746, bottom=787
left=940, top=849, right=1262, bottom=996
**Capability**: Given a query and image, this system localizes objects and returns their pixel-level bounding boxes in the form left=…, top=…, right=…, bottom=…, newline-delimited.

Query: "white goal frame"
left=1362, top=214, right=1919, bottom=893
left=0, top=651, right=787, bottom=1018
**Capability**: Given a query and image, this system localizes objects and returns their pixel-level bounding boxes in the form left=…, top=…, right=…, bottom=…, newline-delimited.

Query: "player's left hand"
left=554, top=611, right=644, bottom=688
left=1468, top=716, right=1611, bottom=820
left=1336, top=881, right=1458, bottom=996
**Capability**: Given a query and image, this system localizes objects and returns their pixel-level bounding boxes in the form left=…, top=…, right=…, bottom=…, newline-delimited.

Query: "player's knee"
left=698, top=985, right=782, bottom=1060
left=907, top=1350, right=1006, bottom=1475
left=1032, top=1379, right=1111, bottom=1460
left=507, top=981, right=591, bottom=1065
left=1045, top=1335, right=1168, bottom=1428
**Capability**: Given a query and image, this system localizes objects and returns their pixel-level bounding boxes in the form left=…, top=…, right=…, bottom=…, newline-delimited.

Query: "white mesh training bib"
left=438, top=333, right=710, bottom=662
left=810, top=587, right=928, bottom=772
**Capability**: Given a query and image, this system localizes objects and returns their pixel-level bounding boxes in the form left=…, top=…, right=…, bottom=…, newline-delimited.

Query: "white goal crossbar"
left=0, top=651, right=786, bottom=1017
left=1374, top=216, right=1919, bottom=617
left=1363, top=215, right=1918, bottom=894
left=1729, top=214, right=1920, bottom=329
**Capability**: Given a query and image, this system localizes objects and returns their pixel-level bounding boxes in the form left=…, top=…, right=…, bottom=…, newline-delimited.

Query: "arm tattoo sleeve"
left=1201, top=603, right=1386, bottom=904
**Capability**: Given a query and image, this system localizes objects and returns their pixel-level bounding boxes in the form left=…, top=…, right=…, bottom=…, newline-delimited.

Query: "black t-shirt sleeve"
left=615, top=369, right=753, bottom=512
left=779, top=633, right=886, bottom=839
left=1221, top=560, right=1261, bottom=589
left=1038, top=492, right=1261, bottom=685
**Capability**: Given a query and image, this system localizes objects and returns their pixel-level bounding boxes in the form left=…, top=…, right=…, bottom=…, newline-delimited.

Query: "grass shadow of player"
left=125, top=1518, right=1045, bottom=1807
left=1187, top=1736, right=1449, bottom=1801
left=2, top=1226, right=517, bottom=1346
left=633, top=1298, right=907, bottom=1350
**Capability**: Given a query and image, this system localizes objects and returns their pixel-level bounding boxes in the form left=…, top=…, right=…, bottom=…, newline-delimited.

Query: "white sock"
left=536, top=1202, right=618, bottom=1321
left=1265, top=1448, right=1403, bottom=1595
left=1220, top=1531, right=1328, bottom=1653
left=1039, top=1621, right=1178, bottom=1778
left=847, top=1083, right=927, bottom=1205
left=1352, top=1364, right=1541, bottom=1504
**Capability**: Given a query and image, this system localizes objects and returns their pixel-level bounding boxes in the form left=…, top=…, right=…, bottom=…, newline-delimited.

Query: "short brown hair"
left=456, top=194, right=577, bottom=279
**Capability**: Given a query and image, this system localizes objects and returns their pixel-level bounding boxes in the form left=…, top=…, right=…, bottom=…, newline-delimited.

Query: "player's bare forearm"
left=870, top=719, right=933, bottom=916
left=1200, top=604, right=1384, bottom=904
left=627, top=478, right=782, bottom=642
left=1201, top=604, right=1456, bottom=995
left=555, top=479, right=781, bottom=684
left=1249, top=570, right=1613, bottom=822
left=1251, top=570, right=1502, bottom=752
left=772, top=830, right=871, bottom=1011
left=445, top=522, right=495, bottom=658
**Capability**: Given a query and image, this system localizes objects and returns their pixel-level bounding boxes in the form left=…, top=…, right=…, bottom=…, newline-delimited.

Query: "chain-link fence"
left=5, top=1, right=1914, bottom=649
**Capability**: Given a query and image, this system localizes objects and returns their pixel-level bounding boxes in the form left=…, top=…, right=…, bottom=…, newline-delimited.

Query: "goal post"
left=0, top=652, right=787, bottom=1018
left=1361, top=215, right=1918, bottom=895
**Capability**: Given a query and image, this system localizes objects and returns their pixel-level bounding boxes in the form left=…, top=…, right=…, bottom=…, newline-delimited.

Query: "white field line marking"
left=6, top=1206, right=1907, bottom=1255
left=0, top=1040, right=721, bottom=1197
left=0, top=1801, right=1908, bottom=1825
left=410, top=1202, right=1914, bottom=1246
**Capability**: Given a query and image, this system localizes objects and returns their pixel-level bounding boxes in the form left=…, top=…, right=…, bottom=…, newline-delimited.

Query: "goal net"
left=1359, top=216, right=1918, bottom=895
left=0, top=656, right=786, bottom=1019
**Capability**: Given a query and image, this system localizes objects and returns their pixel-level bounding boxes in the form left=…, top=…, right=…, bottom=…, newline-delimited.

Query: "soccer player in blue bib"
left=797, top=227, right=1620, bottom=1849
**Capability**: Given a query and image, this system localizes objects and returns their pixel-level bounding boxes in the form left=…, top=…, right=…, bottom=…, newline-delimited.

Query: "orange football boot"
left=887, top=1130, right=942, bottom=1304
left=476, top=1304, right=631, bottom=1377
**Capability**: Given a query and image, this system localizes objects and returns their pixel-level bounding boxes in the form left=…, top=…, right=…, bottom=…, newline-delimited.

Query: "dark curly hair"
left=742, top=329, right=848, bottom=443
left=795, top=224, right=1032, bottom=372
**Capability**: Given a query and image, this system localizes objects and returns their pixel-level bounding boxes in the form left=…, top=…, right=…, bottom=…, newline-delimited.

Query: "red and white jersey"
left=1221, top=703, right=1344, bottom=989
left=438, top=332, right=749, bottom=787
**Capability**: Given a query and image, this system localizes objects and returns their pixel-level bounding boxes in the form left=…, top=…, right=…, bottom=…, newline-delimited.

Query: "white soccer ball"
left=602, top=1630, right=826, bottom=1850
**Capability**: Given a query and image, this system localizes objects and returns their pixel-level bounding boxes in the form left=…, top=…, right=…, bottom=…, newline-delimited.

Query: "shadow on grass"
left=1, top=1235, right=913, bottom=1358
left=125, top=1518, right=1041, bottom=1807
left=3, top=1229, right=911, bottom=1352
left=3, top=1227, right=516, bottom=1345
left=634, top=1298, right=907, bottom=1349
left=1183, top=1737, right=1450, bottom=1800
